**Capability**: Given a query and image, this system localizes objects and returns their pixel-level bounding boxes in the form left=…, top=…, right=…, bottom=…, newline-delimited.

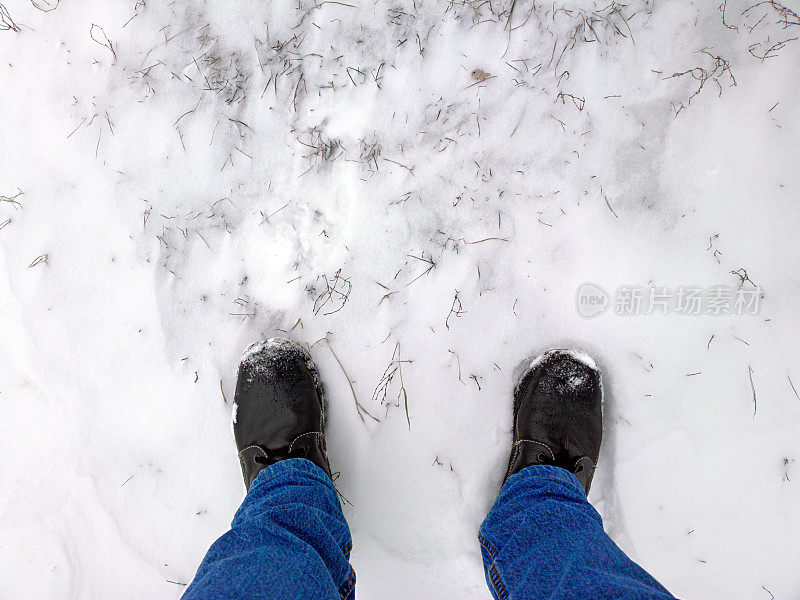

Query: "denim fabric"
left=479, top=464, right=676, bottom=600
left=182, top=459, right=355, bottom=600
left=184, top=460, right=675, bottom=600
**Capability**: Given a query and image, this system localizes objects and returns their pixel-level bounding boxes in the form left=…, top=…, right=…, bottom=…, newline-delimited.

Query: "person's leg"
left=479, top=465, right=674, bottom=600
left=182, top=338, right=356, bottom=600
left=480, top=349, right=675, bottom=600
left=182, top=458, right=355, bottom=600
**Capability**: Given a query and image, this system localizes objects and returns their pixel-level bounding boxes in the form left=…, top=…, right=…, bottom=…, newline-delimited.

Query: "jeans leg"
left=182, top=458, right=356, bottom=600
left=478, top=465, right=675, bottom=600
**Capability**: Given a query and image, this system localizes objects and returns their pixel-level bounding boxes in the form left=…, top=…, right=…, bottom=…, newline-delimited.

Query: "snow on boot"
left=505, top=349, right=603, bottom=494
left=233, top=338, right=332, bottom=490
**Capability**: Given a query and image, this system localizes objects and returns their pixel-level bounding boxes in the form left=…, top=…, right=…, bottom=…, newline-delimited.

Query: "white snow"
left=1, top=1, right=799, bottom=599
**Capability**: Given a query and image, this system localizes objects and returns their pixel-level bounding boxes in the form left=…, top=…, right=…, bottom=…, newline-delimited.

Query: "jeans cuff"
left=507, top=463, right=586, bottom=495
left=250, top=457, right=333, bottom=489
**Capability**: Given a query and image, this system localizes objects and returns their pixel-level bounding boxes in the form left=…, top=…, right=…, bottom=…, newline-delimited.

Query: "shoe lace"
left=253, top=446, right=308, bottom=466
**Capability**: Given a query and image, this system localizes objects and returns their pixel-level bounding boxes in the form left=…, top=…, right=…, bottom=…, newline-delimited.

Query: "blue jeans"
left=183, top=460, right=675, bottom=600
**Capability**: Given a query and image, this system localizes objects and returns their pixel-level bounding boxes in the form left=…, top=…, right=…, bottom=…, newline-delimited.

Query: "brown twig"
left=445, top=290, right=466, bottom=329
left=0, top=3, right=20, bottom=31
left=28, top=254, right=49, bottom=268
left=313, top=269, right=352, bottom=316
left=90, top=24, right=117, bottom=60
left=328, top=341, right=379, bottom=423
left=0, top=189, right=23, bottom=209
left=788, top=376, right=799, bottom=402
left=448, top=349, right=465, bottom=384
left=371, top=341, right=412, bottom=429
left=405, top=253, right=435, bottom=287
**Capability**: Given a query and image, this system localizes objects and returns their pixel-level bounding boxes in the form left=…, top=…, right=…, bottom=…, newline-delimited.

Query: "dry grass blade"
left=0, top=189, right=23, bottom=208
left=665, top=50, right=736, bottom=116
left=463, top=237, right=509, bottom=245
left=328, top=341, right=379, bottom=423
left=313, top=269, right=352, bottom=316
left=743, top=0, right=800, bottom=28
left=789, top=375, right=800, bottom=402
left=28, top=254, right=49, bottom=268
left=405, top=253, right=435, bottom=287
left=0, top=3, right=19, bottom=31
left=445, top=290, right=466, bottom=329
left=90, top=24, right=117, bottom=61
left=371, top=341, right=412, bottom=429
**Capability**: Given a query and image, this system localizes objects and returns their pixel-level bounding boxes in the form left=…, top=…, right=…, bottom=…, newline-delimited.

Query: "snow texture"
left=1, top=1, right=799, bottom=599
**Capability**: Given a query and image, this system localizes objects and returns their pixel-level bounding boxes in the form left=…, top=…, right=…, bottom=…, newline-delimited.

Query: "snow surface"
left=1, top=1, right=799, bottom=598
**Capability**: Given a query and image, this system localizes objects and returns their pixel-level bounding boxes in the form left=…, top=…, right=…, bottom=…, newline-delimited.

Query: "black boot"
left=505, top=349, right=603, bottom=494
left=233, top=338, right=332, bottom=490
